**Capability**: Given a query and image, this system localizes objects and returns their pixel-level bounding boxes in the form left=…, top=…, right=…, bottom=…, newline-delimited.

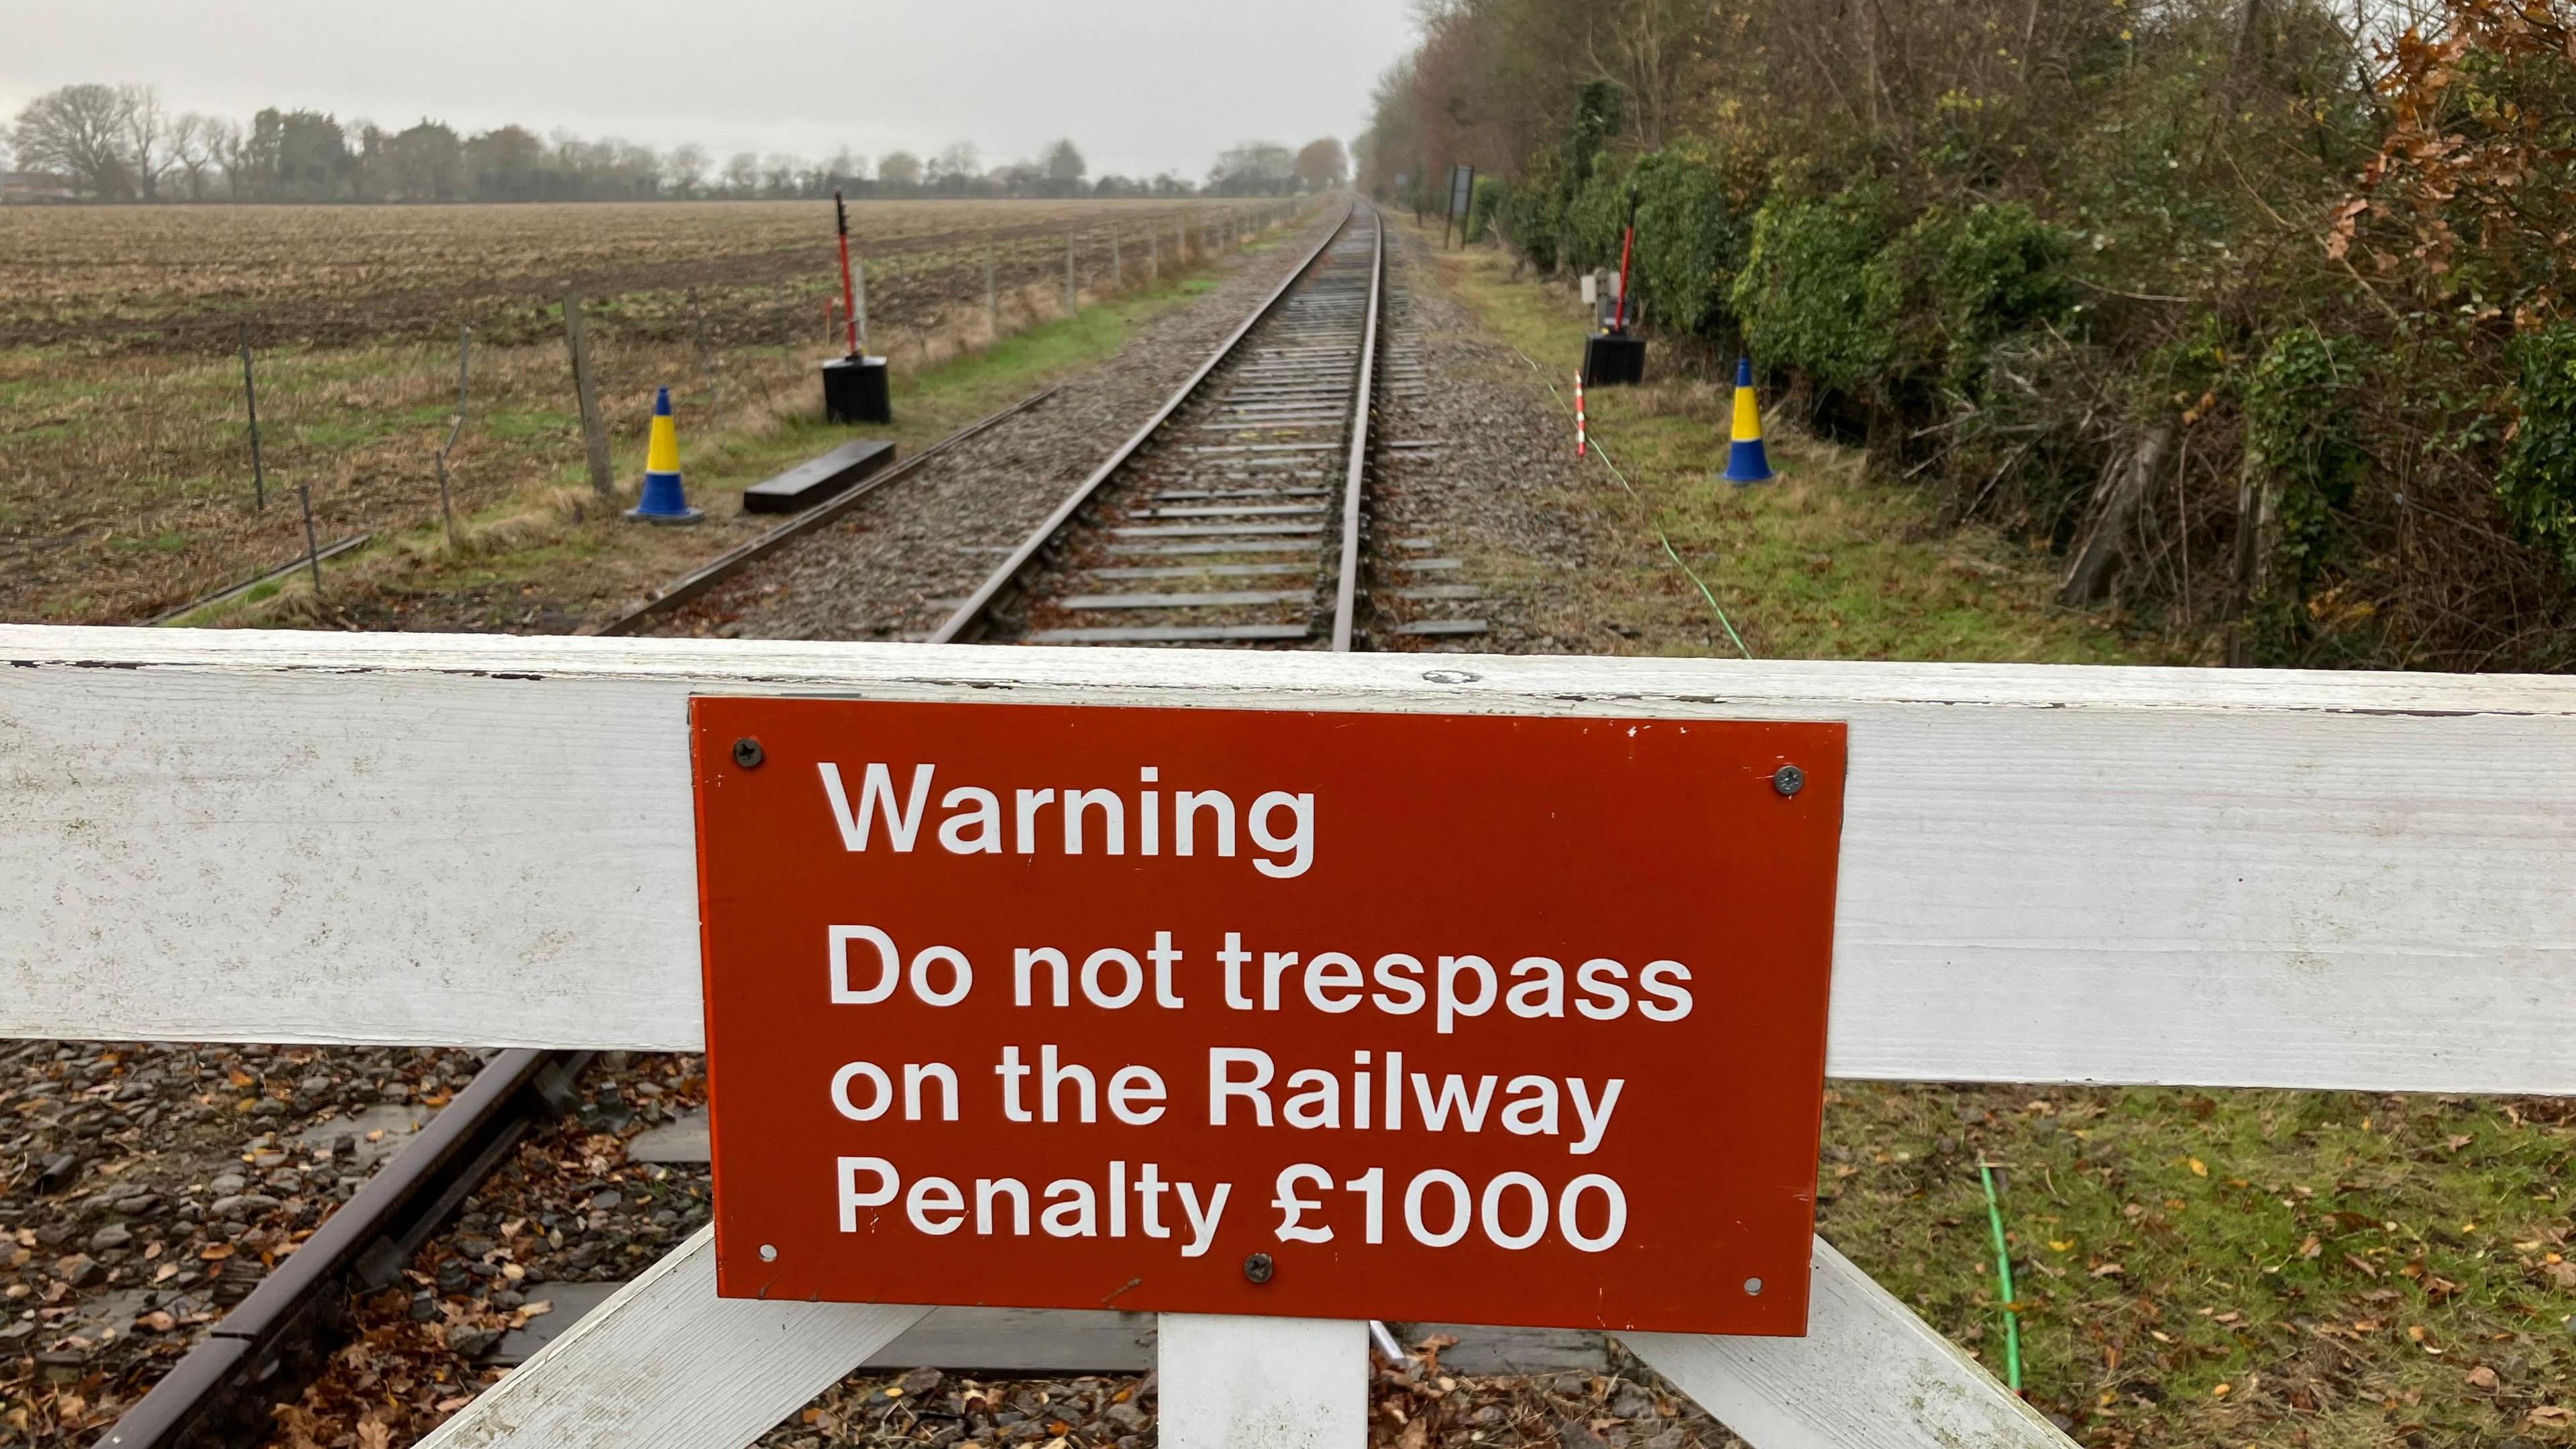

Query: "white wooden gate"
left=7, top=624, right=2572, bottom=1448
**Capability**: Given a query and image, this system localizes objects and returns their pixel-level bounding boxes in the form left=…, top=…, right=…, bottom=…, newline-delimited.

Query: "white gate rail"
left=9, top=624, right=2575, bottom=1448
left=7, top=627, right=2573, bottom=1090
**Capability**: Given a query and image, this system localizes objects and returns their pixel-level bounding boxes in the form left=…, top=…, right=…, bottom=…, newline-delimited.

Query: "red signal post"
left=835, top=190, right=859, bottom=359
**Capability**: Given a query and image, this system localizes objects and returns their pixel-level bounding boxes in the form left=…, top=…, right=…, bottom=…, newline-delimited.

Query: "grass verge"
left=1432, top=238, right=2157, bottom=665
left=1425, top=229, right=2576, bottom=1448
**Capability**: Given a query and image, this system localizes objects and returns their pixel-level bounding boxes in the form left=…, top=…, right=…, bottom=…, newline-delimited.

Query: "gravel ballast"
left=646, top=212, right=1350, bottom=645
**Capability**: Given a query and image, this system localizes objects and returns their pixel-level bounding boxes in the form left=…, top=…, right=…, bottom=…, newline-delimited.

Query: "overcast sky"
left=1, top=0, right=1417, bottom=179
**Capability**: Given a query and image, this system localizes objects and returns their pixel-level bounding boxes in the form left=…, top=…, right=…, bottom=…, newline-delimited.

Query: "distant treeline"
left=1, top=84, right=1353, bottom=203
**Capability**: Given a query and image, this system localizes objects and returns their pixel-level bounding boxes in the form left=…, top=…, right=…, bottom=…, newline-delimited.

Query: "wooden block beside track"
left=742, top=439, right=895, bottom=515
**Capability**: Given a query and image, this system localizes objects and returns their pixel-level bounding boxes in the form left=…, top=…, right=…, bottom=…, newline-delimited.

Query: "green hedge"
left=1464, top=174, right=1503, bottom=245
left=1497, top=121, right=2075, bottom=408
left=1499, top=150, right=1571, bottom=270
left=1730, top=185, right=2076, bottom=398
left=1730, top=184, right=1904, bottom=393
left=2245, top=328, right=2368, bottom=595
left=1497, top=142, right=1756, bottom=337
left=2501, top=323, right=2576, bottom=577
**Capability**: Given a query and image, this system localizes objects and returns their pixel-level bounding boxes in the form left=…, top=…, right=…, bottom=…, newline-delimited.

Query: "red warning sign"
left=690, top=698, right=1844, bottom=1335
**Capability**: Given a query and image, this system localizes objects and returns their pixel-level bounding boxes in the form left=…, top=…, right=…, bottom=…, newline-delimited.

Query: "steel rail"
left=101, top=1051, right=590, bottom=1449
left=926, top=200, right=1362, bottom=645
left=1327, top=209, right=1385, bottom=652
left=588, top=386, right=1061, bottom=638
left=145, top=533, right=374, bottom=627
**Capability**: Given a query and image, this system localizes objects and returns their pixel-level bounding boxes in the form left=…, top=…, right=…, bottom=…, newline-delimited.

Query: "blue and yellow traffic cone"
left=1722, top=357, right=1777, bottom=486
left=625, top=386, right=702, bottom=524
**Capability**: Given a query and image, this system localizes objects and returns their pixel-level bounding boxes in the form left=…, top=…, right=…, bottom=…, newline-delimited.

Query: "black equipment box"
left=821, top=356, right=892, bottom=424
left=1582, top=331, right=1647, bottom=388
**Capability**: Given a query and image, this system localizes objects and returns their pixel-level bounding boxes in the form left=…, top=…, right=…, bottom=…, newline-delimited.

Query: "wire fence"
left=3, top=199, right=1320, bottom=626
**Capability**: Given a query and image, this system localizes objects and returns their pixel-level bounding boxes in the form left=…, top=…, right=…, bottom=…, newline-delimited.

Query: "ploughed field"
left=0, top=200, right=1240, bottom=354
left=0, top=199, right=1265, bottom=626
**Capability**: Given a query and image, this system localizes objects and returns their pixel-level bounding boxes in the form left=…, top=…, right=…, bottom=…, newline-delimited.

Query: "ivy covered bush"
left=2500, top=324, right=2576, bottom=576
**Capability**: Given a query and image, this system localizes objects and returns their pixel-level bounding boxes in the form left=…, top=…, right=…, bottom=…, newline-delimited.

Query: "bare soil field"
left=0, top=200, right=1255, bottom=354
left=0, top=199, right=1281, bottom=625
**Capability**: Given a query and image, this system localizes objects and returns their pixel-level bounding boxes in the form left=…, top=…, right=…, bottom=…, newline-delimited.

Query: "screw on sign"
left=689, top=699, right=1846, bottom=1335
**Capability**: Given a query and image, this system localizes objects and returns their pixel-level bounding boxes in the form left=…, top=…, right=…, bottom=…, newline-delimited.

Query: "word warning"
left=690, top=698, right=1845, bottom=1334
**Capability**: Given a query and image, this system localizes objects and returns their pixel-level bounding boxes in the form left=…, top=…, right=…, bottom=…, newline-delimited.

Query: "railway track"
left=926, top=200, right=1481, bottom=651
left=99, top=1052, right=590, bottom=1448
left=87, top=201, right=1511, bottom=1449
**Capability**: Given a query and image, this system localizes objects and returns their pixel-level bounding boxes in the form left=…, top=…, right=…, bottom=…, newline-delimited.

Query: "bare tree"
left=1209, top=141, right=1298, bottom=195
left=878, top=149, right=924, bottom=191
left=204, top=116, right=248, bottom=198
left=1294, top=138, right=1350, bottom=191
left=661, top=143, right=709, bottom=197
left=9, top=84, right=137, bottom=198
left=720, top=150, right=759, bottom=197
left=120, top=83, right=172, bottom=200
left=930, top=141, right=982, bottom=191
left=1576, top=0, right=1705, bottom=149
left=823, top=146, right=869, bottom=186
left=170, top=112, right=220, bottom=199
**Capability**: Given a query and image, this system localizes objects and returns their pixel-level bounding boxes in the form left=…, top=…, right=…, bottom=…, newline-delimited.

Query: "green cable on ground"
left=1593, top=440, right=1754, bottom=660
left=1978, top=1159, right=2024, bottom=1393
left=1511, top=349, right=1754, bottom=660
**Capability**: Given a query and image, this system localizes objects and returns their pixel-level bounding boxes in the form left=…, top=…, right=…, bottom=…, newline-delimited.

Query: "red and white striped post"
left=1575, top=371, right=1589, bottom=458
left=834, top=190, right=860, bottom=358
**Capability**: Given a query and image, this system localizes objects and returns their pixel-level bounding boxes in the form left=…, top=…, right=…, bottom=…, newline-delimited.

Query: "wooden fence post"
left=562, top=290, right=614, bottom=499
left=295, top=481, right=323, bottom=595
left=435, top=325, right=470, bottom=546
left=985, top=244, right=1000, bottom=341
left=237, top=322, right=267, bottom=513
